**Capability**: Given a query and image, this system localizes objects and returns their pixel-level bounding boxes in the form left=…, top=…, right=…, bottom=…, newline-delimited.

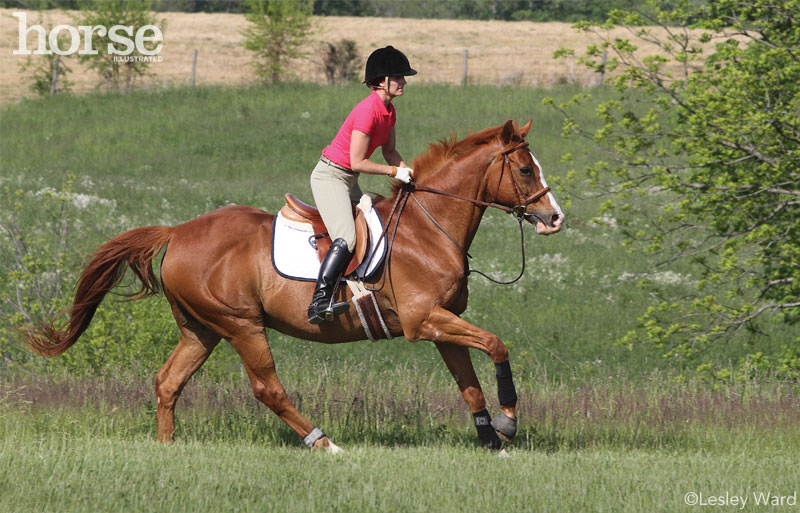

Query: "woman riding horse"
left=22, top=120, right=564, bottom=452
left=307, top=46, right=417, bottom=324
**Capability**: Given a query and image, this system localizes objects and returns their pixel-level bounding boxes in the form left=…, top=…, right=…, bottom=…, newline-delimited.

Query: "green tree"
left=242, top=0, right=313, bottom=84
left=76, top=0, right=165, bottom=92
left=549, top=0, right=799, bottom=376
left=17, top=10, right=74, bottom=96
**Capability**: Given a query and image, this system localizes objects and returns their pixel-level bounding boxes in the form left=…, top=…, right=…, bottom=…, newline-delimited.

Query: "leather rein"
left=367, top=141, right=550, bottom=290
left=411, top=142, right=551, bottom=221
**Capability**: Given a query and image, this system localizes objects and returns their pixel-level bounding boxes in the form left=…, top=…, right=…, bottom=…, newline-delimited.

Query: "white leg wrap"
left=303, top=427, right=325, bottom=447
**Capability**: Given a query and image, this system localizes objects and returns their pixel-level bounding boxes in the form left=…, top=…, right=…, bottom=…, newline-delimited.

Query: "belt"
left=320, top=156, right=355, bottom=174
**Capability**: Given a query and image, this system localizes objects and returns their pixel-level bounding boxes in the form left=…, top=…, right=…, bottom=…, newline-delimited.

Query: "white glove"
left=392, top=166, right=414, bottom=184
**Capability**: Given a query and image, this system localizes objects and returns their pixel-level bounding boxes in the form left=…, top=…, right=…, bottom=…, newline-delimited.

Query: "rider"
left=307, top=46, right=417, bottom=324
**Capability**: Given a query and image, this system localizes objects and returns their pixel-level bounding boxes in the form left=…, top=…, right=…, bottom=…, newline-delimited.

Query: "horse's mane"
left=389, top=125, right=504, bottom=198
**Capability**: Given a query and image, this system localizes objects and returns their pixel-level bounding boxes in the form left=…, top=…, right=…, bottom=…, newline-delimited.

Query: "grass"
left=2, top=437, right=798, bottom=513
left=3, top=370, right=798, bottom=451
left=2, top=372, right=799, bottom=513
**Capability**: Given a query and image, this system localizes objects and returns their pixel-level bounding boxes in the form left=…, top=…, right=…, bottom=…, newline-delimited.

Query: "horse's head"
left=488, top=120, right=565, bottom=235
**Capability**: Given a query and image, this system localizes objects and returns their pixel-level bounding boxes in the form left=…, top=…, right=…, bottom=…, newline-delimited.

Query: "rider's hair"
left=367, top=76, right=385, bottom=89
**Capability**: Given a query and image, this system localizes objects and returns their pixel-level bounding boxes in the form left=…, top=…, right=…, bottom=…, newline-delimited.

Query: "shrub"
left=321, top=39, right=359, bottom=85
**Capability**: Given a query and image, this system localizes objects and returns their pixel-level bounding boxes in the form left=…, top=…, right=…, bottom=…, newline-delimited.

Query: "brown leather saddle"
left=279, top=193, right=369, bottom=276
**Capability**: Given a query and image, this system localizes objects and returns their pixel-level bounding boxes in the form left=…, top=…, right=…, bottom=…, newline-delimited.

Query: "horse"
left=22, top=120, right=564, bottom=452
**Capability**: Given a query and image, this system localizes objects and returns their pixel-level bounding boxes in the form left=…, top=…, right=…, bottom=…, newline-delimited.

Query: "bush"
left=321, top=39, right=359, bottom=85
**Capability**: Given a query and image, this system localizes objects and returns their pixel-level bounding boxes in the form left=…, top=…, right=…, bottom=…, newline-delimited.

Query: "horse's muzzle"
left=527, top=211, right=564, bottom=235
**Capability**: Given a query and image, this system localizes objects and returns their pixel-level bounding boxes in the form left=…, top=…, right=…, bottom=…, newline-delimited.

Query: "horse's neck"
left=409, top=155, right=491, bottom=253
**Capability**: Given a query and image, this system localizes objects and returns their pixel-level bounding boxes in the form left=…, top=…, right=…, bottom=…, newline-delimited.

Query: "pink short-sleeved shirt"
left=322, top=90, right=396, bottom=170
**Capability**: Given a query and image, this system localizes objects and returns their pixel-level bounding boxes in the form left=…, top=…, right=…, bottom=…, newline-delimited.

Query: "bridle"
left=411, top=141, right=551, bottom=222
left=367, top=141, right=550, bottom=290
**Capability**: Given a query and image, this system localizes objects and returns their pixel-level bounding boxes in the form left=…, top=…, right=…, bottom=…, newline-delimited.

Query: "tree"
left=18, top=11, right=73, bottom=96
left=548, top=0, right=799, bottom=377
left=76, top=0, right=165, bottom=92
left=242, top=0, right=313, bottom=84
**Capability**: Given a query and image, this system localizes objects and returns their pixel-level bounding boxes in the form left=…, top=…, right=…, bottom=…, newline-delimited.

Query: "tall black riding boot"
left=307, top=238, right=352, bottom=324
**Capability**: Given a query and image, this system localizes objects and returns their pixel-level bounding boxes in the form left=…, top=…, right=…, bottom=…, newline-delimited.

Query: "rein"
left=366, top=141, right=549, bottom=289
left=409, top=142, right=550, bottom=220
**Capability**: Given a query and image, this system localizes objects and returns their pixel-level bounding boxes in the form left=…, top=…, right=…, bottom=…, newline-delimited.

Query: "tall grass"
left=3, top=368, right=798, bottom=451
left=2, top=371, right=799, bottom=512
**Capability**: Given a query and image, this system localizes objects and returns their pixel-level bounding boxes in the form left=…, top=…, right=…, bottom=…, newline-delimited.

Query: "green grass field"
left=1, top=83, right=798, bottom=512
left=2, top=372, right=799, bottom=512
left=3, top=434, right=798, bottom=513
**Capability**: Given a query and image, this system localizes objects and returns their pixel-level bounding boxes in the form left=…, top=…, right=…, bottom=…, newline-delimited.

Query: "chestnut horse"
left=23, top=120, right=564, bottom=451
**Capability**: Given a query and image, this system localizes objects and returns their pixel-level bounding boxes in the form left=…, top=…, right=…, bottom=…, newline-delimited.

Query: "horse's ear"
left=500, top=120, right=515, bottom=144
left=520, top=119, right=532, bottom=138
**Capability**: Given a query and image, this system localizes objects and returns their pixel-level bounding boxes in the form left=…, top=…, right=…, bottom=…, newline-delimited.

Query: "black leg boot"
left=307, top=238, right=352, bottom=324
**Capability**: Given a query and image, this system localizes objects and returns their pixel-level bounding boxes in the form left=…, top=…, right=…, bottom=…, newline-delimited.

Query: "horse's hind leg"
left=230, top=330, right=342, bottom=452
left=435, top=342, right=502, bottom=449
left=155, top=302, right=220, bottom=442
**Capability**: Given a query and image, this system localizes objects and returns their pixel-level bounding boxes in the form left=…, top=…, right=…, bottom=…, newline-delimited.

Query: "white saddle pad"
left=271, top=199, right=386, bottom=282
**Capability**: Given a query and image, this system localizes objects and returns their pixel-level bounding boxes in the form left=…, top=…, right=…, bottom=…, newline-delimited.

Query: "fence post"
left=191, top=49, right=198, bottom=86
left=50, top=55, right=60, bottom=95
left=595, top=49, right=608, bottom=87
left=461, top=49, right=468, bottom=86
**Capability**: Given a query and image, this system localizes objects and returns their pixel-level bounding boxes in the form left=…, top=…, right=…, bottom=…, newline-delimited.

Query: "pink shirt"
left=322, top=90, right=396, bottom=170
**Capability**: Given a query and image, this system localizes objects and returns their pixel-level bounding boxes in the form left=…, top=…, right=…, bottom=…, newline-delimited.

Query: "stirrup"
left=308, top=297, right=349, bottom=324
left=308, top=277, right=350, bottom=324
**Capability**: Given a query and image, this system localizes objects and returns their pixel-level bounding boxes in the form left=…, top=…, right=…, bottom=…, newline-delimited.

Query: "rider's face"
left=385, top=75, right=406, bottom=97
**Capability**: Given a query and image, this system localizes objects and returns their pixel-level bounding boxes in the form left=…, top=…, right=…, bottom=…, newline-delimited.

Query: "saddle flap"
left=347, top=212, right=369, bottom=275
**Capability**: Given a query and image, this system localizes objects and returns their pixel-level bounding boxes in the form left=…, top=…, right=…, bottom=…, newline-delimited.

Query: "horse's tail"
left=21, top=226, right=172, bottom=357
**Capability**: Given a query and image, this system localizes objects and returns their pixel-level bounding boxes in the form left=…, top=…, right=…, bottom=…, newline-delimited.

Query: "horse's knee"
left=487, top=336, right=509, bottom=363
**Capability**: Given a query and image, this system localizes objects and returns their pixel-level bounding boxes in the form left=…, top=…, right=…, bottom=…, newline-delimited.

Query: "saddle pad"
left=271, top=205, right=386, bottom=282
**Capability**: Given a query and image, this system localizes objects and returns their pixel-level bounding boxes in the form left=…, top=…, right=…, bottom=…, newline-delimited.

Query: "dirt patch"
left=2, top=9, right=703, bottom=104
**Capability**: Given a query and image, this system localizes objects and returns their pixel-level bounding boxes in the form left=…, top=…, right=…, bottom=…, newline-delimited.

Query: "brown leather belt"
left=320, top=156, right=355, bottom=174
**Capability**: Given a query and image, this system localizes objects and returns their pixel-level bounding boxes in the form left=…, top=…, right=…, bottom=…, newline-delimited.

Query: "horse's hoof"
left=491, top=412, right=517, bottom=442
left=312, top=436, right=344, bottom=454
left=325, top=440, right=344, bottom=454
left=498, top=449, right=511, bottom=458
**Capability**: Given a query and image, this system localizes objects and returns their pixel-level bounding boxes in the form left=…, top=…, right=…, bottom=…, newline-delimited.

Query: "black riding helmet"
left=363, top=46, right=417, bottom=85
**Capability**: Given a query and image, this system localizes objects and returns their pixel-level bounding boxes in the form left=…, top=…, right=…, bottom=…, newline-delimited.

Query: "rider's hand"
left=391, top=166, right=414, bottom=184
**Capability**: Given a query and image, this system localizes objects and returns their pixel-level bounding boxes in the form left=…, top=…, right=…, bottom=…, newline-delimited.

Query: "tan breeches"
left=309, top=159, right=363, bottom=252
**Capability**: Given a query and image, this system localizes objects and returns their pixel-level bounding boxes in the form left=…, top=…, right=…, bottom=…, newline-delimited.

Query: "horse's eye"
left=519, top=165, right=533, bottom=176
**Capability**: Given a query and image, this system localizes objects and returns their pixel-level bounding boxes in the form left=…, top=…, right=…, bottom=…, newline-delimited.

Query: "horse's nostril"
left=551, top=214, right=562, bottom=226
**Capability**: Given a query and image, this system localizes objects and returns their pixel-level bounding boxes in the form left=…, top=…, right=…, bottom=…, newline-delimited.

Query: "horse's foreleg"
left=232, top=331, right=342, bottom=453
left=434, top=342, right=502, bottom=449
left=155, top=330, right=219, bottom=442
left=415, top=306, right=518, bottom=442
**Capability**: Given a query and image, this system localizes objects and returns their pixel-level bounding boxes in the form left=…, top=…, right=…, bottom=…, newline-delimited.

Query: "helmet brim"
left=363, top=68, right=417, bottom=84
